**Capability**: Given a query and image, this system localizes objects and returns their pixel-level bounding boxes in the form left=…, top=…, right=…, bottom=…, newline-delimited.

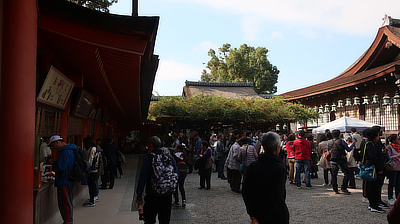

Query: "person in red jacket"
left=294, top=130, right=312, bottom=189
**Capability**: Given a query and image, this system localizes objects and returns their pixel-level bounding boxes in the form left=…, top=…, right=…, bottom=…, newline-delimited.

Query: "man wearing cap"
left=49, top=135, right=76, bottom=224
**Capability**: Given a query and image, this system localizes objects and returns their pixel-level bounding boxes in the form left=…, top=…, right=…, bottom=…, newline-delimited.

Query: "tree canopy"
left=68, top=0, right=117, bottom=13
left=148, top=95, right=318, bottom=128
left=201, top=44, right=279, bottom=94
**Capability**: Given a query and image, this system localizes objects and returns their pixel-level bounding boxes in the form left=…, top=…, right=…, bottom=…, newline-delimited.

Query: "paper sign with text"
left=37, top=66, right=75, bottom=109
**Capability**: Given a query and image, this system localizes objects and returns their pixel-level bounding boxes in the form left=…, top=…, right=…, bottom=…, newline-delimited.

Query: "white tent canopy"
left=312, top=116, right=384, bottom=135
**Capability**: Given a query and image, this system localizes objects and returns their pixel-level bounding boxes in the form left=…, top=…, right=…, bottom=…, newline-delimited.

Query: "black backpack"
left=149, top=151, right=178, bottom=195
left=68, top=147, right=91, bottom=182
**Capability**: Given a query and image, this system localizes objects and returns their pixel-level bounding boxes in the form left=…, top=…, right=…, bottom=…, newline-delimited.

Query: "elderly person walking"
left=242, top=132, right=289, bottom=224
left=225, top=134, right=242, bottom=193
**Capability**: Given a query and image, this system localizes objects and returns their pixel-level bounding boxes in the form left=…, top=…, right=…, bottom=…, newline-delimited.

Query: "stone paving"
left=171, top=169, right=390, bottom=224
left=73, top=154, right=391, bottom=224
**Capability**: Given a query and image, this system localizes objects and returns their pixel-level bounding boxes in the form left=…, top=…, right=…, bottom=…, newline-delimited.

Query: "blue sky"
left=110, top=0, right=399, bottom=96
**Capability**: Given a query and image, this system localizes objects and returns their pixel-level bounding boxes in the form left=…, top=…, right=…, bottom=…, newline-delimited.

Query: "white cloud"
left=156, top=60, right=202, bottom=80
left=241, top=16, right=262, bottom=41
left=299, top=30, right=318, bottom=39
left=271, top=31, right=283, bottom=39
left=194, top=41, right=219, bottom=54
left=153, top=60, right=203, bottom=95
left=182, top=0, right=399, bottom=35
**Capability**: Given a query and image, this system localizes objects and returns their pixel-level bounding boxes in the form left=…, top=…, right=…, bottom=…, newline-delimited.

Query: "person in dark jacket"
left=136, top=136, right=178, bottom=224
left=242, top=132, right=289, bottom=224
left=102, top=136, right=119, bottom=189
left=330, top=130, right=354, bottom=195
left=216, top=133, right=227, bottom=180
left=362, top=127, right=388, bottom=213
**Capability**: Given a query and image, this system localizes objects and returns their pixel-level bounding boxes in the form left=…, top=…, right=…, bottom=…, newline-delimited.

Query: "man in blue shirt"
left=193, top=133, right=202, bottom=155
left=50, top=135, right=76, bottom=224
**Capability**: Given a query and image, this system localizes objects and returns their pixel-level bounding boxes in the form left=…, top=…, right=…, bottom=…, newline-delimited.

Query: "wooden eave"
left=37, top=0, right=159, bottom=127
left=280, top=25, right=400, bottom=101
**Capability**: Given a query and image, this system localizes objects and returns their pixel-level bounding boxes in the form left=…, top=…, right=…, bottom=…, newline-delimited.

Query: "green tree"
left=68, top=0, right=117, bottom=13
left=201, top=43, right=279, bottom=94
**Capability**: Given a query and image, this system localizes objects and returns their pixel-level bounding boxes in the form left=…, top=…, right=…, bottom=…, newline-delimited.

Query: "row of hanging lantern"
left=318, top=92, right=400, bottom=113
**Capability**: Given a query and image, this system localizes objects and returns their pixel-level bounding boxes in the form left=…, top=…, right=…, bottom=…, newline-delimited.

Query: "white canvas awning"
left=312, top=116, right=384, bottom=134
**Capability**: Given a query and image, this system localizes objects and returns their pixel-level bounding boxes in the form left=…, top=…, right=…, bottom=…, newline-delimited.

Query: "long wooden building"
left=281, top=15, right=400, bottom=135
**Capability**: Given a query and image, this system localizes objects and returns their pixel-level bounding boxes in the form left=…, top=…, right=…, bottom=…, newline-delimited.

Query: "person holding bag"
left=386, top=134, right=400, bottom=205
left=362, top=128, right=386, bottom=213
left=239, top=136, right=258, bottom=181
left=198, top=141, right=212, bottom=190
left=317, top=134, right=333, bottom=186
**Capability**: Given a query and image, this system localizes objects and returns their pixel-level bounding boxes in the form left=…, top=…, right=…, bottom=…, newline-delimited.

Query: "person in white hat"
left=49, top=135, right=77, bottom=224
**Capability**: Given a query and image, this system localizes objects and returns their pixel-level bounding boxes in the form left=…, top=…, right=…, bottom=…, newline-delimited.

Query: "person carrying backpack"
left=49, top=135, right=76, bottom=224
left=136, top=136, right=179, bottom=224
left=172, top=145, right=188, bottom=207
left=82, top=137, right=101, bottom=207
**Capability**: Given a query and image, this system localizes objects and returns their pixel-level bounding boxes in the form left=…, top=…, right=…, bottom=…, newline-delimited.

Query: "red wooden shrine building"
left=281, top=15, right=400, bottom=135
left=0, top=0, right=159, bottom=223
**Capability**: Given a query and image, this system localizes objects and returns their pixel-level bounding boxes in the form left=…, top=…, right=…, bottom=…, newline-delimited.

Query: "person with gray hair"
left=242, top=132, right=289, bottom=223
left=136, top=136, right=178, bottom=223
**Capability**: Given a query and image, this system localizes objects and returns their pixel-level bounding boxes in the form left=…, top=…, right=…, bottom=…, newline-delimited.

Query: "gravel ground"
left=171, top=169, right=390, bottom=224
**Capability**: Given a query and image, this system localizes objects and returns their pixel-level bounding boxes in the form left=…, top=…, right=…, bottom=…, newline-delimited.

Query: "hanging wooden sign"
left=37, top=66, right=75, bottom=109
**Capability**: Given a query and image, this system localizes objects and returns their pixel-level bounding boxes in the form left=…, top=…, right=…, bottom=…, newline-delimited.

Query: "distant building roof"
left=183, top=81, right=261, bottom=99
left=279, top=17, right=400, bottom=101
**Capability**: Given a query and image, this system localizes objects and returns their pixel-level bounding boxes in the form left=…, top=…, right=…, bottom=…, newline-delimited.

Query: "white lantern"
left=318, top=105, right=324, bottom=114
left=362, top=95, right=369, bottom=105
left=337, top=100, right=344, bottom=108
left=372, top=94, right=379, bottom=104
left=383, top=92, right=391, bottom=106
left=353, top=96, right=361, bottom=105
left=345, top=97, right=352, bottom=106
left=324, top=103, right=330, bottom=113
left=393, top=92, right=400, bottom=105
left=331, top=102, right=337, bottom=112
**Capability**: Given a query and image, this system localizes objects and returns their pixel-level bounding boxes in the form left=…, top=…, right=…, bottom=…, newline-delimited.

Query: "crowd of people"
left=137, top=126, right=400, bottom=223
left=48, top=125, right=400, bottom=223
left=47, top=134, right=126, bottom=224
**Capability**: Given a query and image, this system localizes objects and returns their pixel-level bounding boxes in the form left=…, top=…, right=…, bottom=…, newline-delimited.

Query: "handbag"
left=358, top=142, right=377, bottom=181
left=385, top=159, right=396, bottom=171
left=385, top=147, right=396, bottom=171
left=325, top=140, right=335, bottom=161
left=239, top=146, right=249, bottom=174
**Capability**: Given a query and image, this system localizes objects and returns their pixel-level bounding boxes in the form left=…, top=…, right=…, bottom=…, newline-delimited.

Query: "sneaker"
left=341, top=189, right=351, bottom=195
left=370, top=207, right=386, bottom=213
left=334, top=191, right=340, bottom=194
left=297, top=185, right=302, bottom=189
left=173, top=202, right=180, bottom=207
left=83, top=201, right=96, bottom=207
left=378, top=203, right=389, bottom=209
left=182, top=200, right=186, bottom=207
left=306, top=186, right=314, bottom=190
left=322, top=183, right=329, bottom=187
left=94, top=196, right=99, bottom=203
left=389, top=198, right=396, bottom=206
left=362, top=197, right=369, bottom=203
left=289, top=181, right=294, bottom=185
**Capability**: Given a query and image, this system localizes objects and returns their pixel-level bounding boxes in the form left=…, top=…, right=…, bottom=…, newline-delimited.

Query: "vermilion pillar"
left=0, top=1, right=37, bottom=223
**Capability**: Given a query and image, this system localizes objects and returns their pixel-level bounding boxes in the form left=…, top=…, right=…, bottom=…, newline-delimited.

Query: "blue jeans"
left=295, top=159, right=311, bottom=187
